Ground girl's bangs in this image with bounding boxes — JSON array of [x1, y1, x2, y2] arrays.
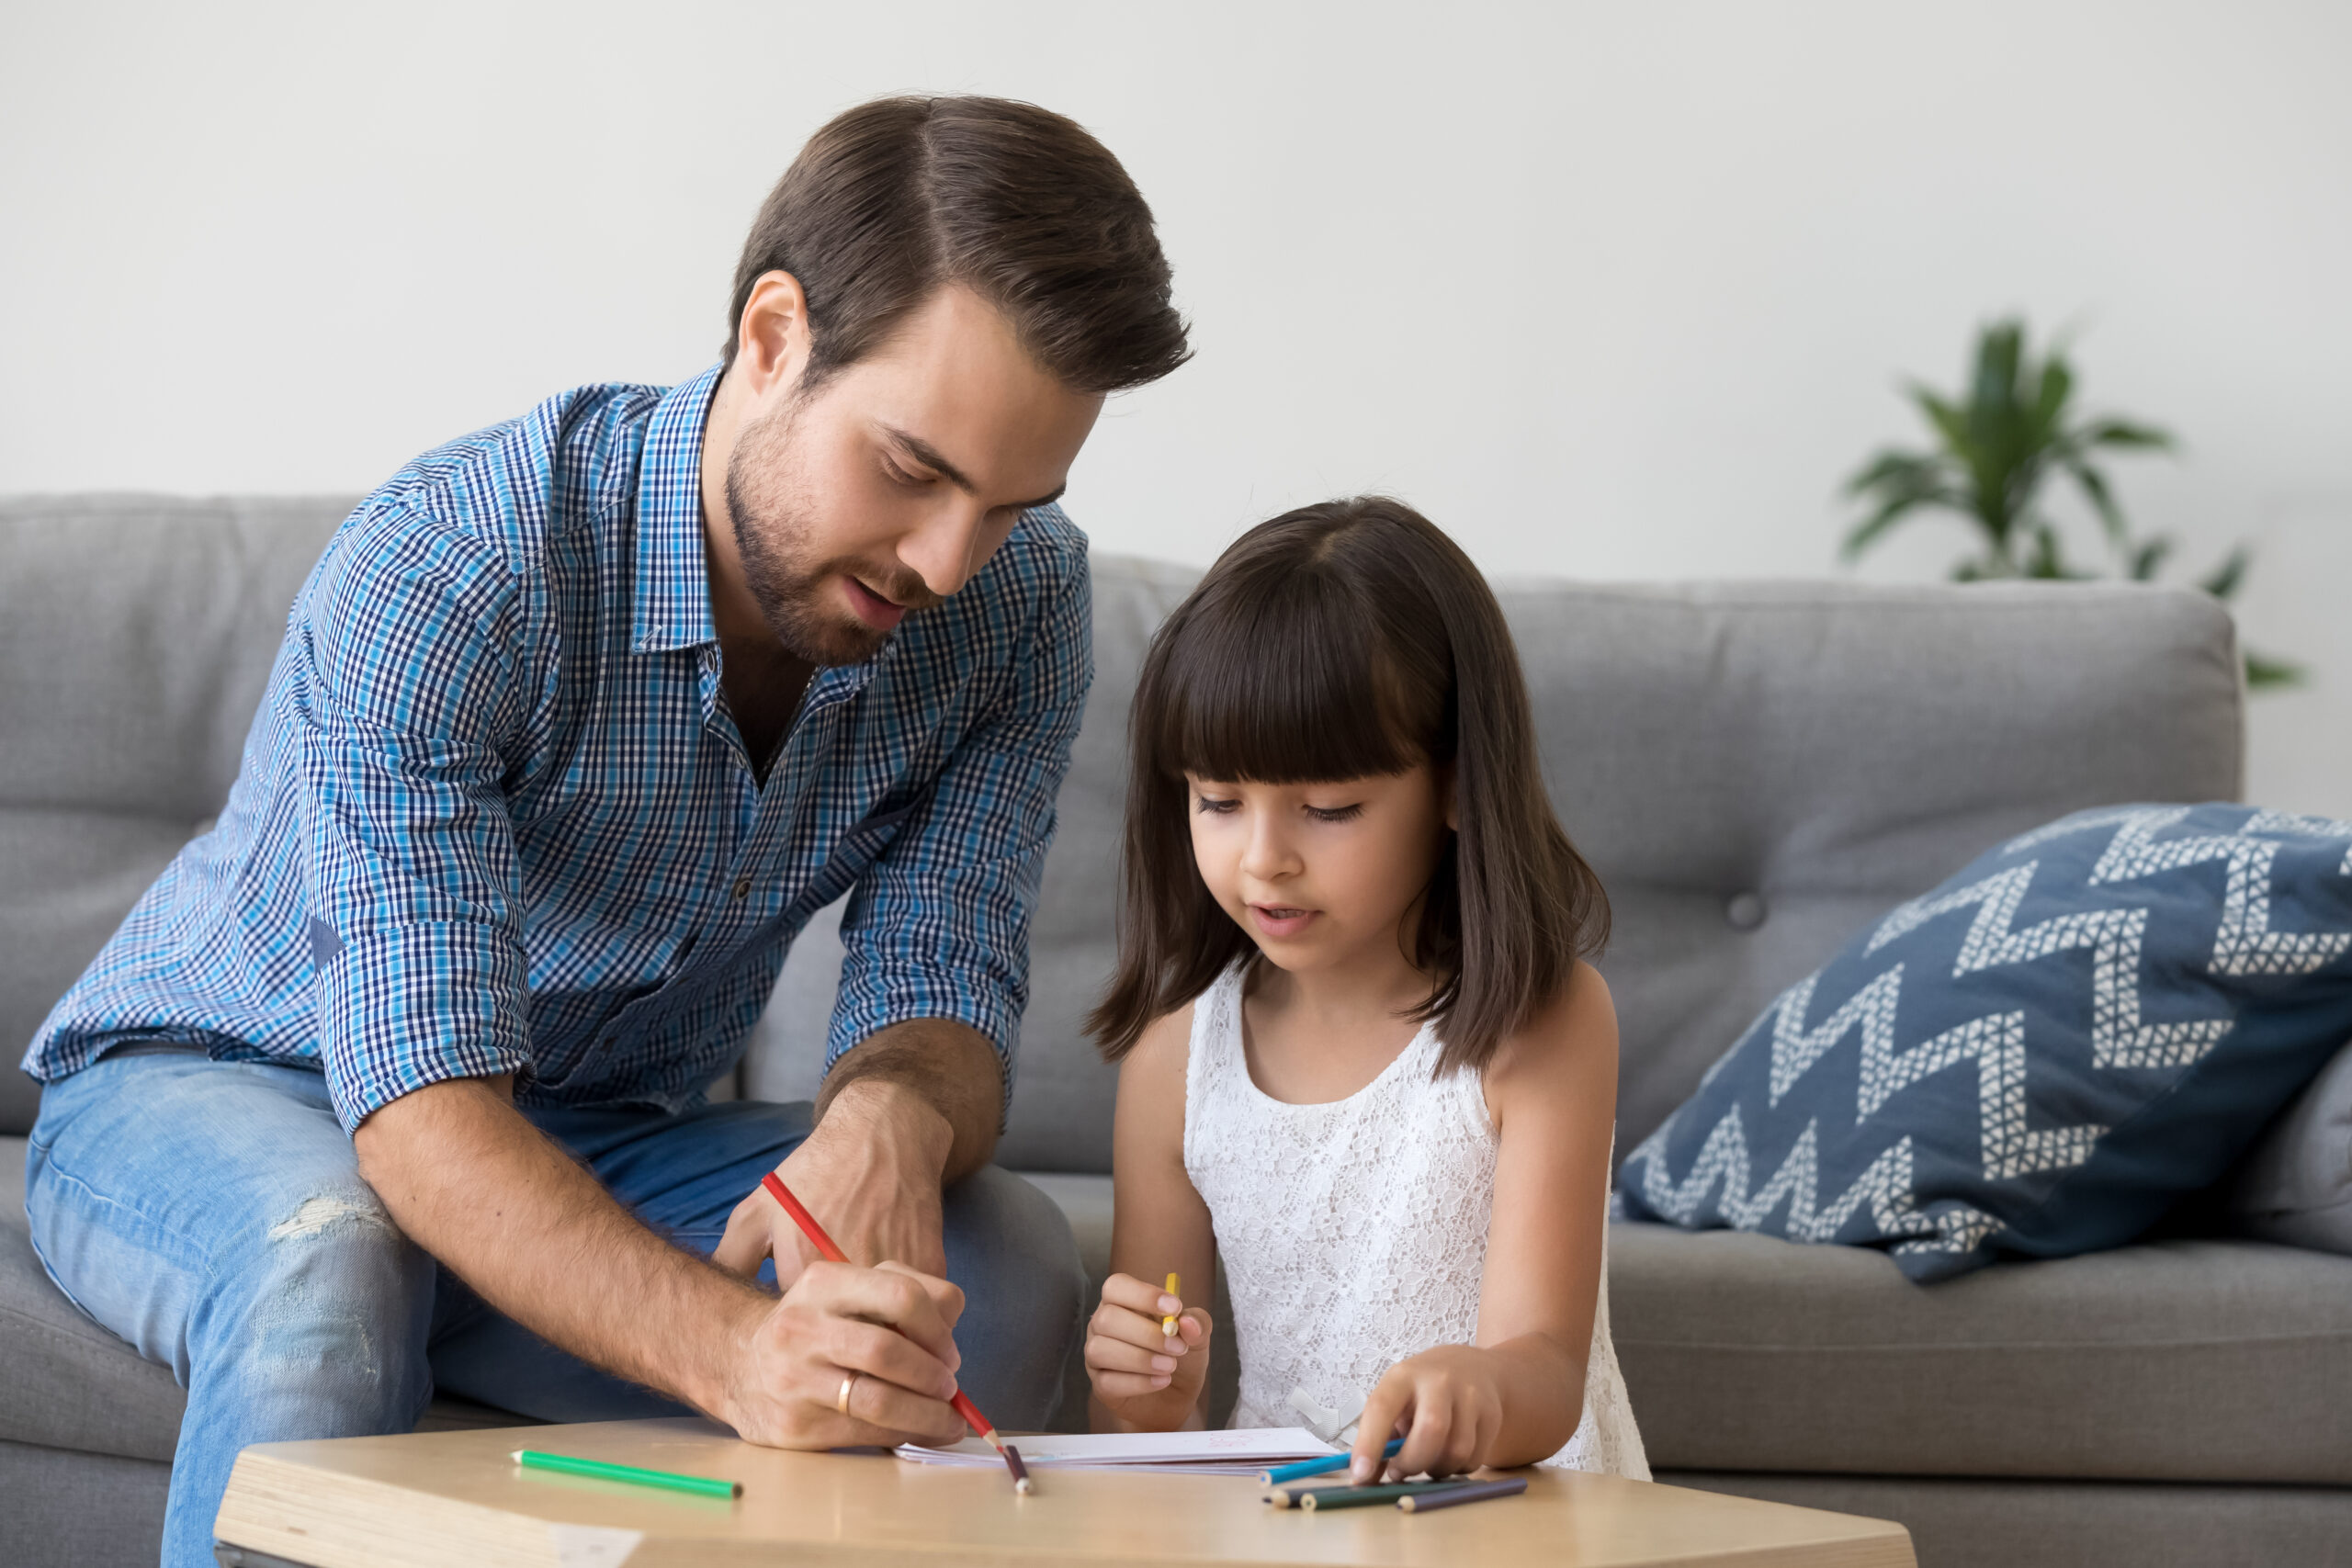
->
[[1148, 570, 1427, 784]]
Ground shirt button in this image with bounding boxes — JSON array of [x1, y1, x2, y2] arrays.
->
[[730, 876, 752, 902]]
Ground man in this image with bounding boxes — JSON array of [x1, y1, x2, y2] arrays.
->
[[22, 96, 1187, 1566]]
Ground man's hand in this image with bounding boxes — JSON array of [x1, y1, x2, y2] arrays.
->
[[714, 1078, 953, 1280], [712, 1019, 1002, 1286], [353, 1075, 967, 1450], [720, 1258, 970, 1449]]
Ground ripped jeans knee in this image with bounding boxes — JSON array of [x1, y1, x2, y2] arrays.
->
[[227, 1181, 435, 1425]]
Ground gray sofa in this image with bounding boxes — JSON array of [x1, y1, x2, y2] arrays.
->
[[5, 495, 2348, 1568]]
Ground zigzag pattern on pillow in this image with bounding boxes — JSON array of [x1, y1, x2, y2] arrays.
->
[[1616, 805, 2352, 1276]]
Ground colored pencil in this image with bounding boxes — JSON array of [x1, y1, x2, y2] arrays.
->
[[1161, 1272, 1181, 1337], [1002, 1443, 1033, 1495], [1396, 1476, 1529, 1512], [1261, 1437, 1403, 1486], [512, 1449, 740, 1499], [758, 1172, 1007, 1459], [1296, 1479, 1464, 1511]]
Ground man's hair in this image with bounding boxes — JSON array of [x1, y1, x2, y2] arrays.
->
[[1086, 497, 1611, 1077], [725, 96, 1189, 394]]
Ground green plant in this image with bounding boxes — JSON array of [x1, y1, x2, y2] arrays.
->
[[1840, 318, 2301, 687]]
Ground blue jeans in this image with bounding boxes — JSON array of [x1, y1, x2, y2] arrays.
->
[[24, 1050, 1084, 1568]]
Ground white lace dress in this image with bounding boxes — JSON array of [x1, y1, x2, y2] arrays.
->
[[1181, 963, 1648, 1478]]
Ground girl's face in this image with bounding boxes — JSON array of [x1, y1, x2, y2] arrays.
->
[[1184, 764, 1454, 978]]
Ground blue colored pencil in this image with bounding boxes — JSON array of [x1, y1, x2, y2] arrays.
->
[[1261, 1437, 1403, 1485]]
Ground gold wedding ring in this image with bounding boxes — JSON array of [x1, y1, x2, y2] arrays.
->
[[835, 1372, 859, 1416]]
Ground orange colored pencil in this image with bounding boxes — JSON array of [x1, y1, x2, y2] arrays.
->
[[758, 1171, 1004, 1450]]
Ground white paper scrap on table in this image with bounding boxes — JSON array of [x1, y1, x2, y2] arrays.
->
[[895, 1427, 1336, 1477], [547, 1522, 643, 1566]]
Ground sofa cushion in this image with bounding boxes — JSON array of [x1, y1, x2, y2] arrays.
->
[[3, 1134, 535, 1461], [0, 495, 356, 1135], [752, 573, 2241, 1179], [2230, 1033, 2352, 1256], [748, 572, 2242, 1177], [0, 1135, 187, 1461], [1618, 804, 2352, 1280], [1501, 581, 2243, 1156], [986, 1179, 2352, 1486], [1611, 1220, 2352, 1483]]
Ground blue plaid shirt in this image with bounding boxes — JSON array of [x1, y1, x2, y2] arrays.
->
[[26, 367, 1092, 1133]]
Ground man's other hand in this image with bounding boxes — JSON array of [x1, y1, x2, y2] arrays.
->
[[712, 1019, 1002, 1285], [713, 1077, 953, 1281]]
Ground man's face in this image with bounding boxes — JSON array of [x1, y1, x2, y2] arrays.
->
[[724, 285, 1103, 665]]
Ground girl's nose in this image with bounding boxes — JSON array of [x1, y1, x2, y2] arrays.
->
[[1238, 818, 1299, 882]]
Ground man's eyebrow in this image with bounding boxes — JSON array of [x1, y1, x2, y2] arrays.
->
[[885, 425, 1066, 513]]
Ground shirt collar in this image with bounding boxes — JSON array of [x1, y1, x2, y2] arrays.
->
[[631, 364, 724, 653]]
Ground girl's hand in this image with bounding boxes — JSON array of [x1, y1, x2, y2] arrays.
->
[[1085, 1272, 1214, 1429], [1349, 1346, 1510, 1483]]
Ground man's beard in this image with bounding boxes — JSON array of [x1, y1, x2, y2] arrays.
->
[[723, 397, 938, 667]]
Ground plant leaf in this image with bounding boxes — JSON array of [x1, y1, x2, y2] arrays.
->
[[2245, 650, 2305, 689], [1841, 487, 1962, 560], [1974, 321, 2025, 414], [1909, 386, 1973, 458], [2079, 417, 2175, 452], [2067, 460, 2129, 548], [2031, 350, 2075, 443], [2023, 520, 2086, 580], [2200, 545, 2252, 601], [1842, 447, 1944, 498], [2128, 536, 2173, 581]]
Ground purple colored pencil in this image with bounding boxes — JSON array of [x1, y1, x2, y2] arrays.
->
[[1001, 1442, 1032, 1495], [1396, 1476, 1528, 1512]]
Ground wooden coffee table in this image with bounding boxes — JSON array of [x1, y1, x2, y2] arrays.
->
[[213, 1416, 1915, 1567]]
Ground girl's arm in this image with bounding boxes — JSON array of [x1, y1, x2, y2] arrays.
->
[[1347, 962, 1621, 1480], [1088, 1001, 1220, 1432]]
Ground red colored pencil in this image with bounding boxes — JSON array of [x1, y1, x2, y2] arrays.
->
[[759, 1171, 1005, 1451]]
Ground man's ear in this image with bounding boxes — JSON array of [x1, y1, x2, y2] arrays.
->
[[734, 271, 815, 400]]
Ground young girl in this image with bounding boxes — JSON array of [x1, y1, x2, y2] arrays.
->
[[1081, 496, 1646, 1483]]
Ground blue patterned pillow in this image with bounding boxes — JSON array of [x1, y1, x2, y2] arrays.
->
[[1615, 804, 2352, 1281]]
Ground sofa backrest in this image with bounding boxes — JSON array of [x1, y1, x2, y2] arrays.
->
[[5, 504, 2245, 1168], [758, 563, 2247, 1172], [0, 495, 354, 1134]]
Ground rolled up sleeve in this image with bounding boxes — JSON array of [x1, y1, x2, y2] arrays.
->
[[828, 547, 1093, 1112], [290, 503, 536, 1132]]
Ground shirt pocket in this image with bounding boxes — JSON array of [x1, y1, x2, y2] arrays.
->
[[797, 797, 922, 912]]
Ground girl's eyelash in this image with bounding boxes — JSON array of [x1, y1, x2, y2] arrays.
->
[[1194, 795, 1238, 814], [1306, 804, 1363, 822]]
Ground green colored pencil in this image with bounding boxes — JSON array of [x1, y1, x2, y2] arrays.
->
[[511, 1449, 741, 1499], [1296, 1480, 1465, 1511]]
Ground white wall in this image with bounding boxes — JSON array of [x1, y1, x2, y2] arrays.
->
[[6, 2, 2347, 812]]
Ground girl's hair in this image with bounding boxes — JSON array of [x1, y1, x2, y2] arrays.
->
[[1086, 496, 1610, 1076]]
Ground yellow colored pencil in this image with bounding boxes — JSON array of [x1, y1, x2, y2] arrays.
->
[[1162, 1273, 1181, 1337]]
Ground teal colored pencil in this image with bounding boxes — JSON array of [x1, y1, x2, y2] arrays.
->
[[512, 1449, 741, 1499], [1261, 1438, 1403, 1485]]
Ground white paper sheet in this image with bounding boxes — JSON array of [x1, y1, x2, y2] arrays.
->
[[894, 1427, 1336, 1478]]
